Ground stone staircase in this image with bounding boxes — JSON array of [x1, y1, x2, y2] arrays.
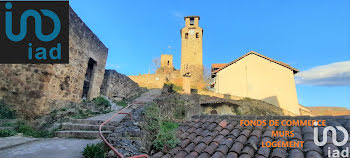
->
[[55, 118, 117, 139]]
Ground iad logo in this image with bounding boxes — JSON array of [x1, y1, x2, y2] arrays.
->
[[5, 2, 60, 42], [314, 125, 348, 146], [314, 122, 349, 157], [0, 1, 68, 64]]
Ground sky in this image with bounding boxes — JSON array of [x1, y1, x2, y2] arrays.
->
[[69, 0, 350, 108]]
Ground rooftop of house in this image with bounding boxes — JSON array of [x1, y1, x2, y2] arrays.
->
[[152, 115, 350, 158], [212, 51, 299, 75]]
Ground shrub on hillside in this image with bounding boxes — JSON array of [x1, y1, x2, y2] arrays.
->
[[93, 97, 111, 108], [0, 129, 16, 137], [0, 100, 16, 119], [82, 143, 107, 158]]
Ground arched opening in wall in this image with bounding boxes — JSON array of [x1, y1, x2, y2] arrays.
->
[[185, 33, 188, 39], [211, 110, 218, 115], [196, 33, 199, 38], [167, 60, 169, 66], [82, 58, 97, 99]]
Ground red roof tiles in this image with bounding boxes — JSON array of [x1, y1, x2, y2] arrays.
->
[[152, 115, 350, 158]]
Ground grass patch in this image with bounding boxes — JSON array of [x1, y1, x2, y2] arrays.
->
[[153, 121, 179, 150], [174, 105, 186, 119], [16, 122, 54, 138], [71, 109, 97, 119], [82, 142, 107, 158], [0, 100, 16, 119], [144, 103, 179, 151], [0, 129, 16, 137], [114, 100, 128, 108], [93, 97, 111, 108]]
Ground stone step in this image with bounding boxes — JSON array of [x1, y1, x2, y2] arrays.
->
[[0, 119, 17, 126], [69, 119, 118, 126], [0, 127, 15, 130], [61, 123, 115, 131], [55, 130, 112, 139]]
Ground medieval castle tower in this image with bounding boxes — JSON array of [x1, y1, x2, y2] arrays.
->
[[129, 16, 204, 89], [180, 16, 204, 87]]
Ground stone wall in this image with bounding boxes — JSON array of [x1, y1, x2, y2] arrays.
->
[[100, 70, 143, 101], [0, 7, 108, 119]]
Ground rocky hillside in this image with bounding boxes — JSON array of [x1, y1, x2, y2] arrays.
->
[[308, 106, 350, 116]]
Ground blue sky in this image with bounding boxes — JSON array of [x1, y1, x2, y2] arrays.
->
[[69, 0, 350, 108]]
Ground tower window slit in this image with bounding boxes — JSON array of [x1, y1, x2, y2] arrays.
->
[[190, 18, 194, 25], [185, 33, 188, 39]]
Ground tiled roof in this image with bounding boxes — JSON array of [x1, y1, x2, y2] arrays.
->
[[211, 64, 227, 69], [152, 115, 350, 158], [212, 51, 299, 75]]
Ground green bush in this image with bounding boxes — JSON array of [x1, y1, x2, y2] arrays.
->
[[114, 100, 128, 108], [144, 103, 160, 132], [71, 110, 96, 119], [153, 121, 179, 150], [82, 143, 107, 158], [0, 129, 16, 137], [16, 122, 53, 138], [174, 106, 186, 119], [144, 103, 179, 151], [93, 97, 111, 108], [0, 100, 16, 119]]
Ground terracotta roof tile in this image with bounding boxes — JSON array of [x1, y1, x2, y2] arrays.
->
[[305, 150, 323, 158], [201, 129, 211, 137], [185, 151, 199, 158], [230, 142, 244, 154], [207, 123, 218, 131], [201, 136, 214, 145], [193, 135, 204, 144], [270, 147, 287, 158], [168, 146, 181, 156], [241, 146, 255, 157], [184, 143, 196, 153], [222, 137, 234, 148], [288, 148, 304, 158], [256, 146, 271, 157], [174, 150, 188, 158], [211, 151, 224, 158], [180, 139, 191, 148], [231, 129, 242, 138], [204, 142, 219, 155], [216, 144, 229, 154], [226, 152, 238, 158], [239, 129, 251, 137], [194, 142, 207, 153], [198, 152, 210, 158], [219, 120, 228, 128]]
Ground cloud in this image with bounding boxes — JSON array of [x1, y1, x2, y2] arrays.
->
[[295, 61, 350, 86]]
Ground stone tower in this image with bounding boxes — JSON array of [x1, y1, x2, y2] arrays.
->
[[180, 16, 203, 88], [156, 54, 174, 74], [160, 54, 173, 68]]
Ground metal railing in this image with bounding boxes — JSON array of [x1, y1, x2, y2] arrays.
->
[[98, 103, 149, 158]]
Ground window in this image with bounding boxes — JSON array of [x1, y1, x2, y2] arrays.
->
[[167, 60, 169, 66], [190, 18, 194, 25], [196, 33, 199, 38], [185, 33, 188, 39]]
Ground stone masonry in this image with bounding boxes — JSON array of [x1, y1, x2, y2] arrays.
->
[[100, 69, 143, 101], [0, 7, 108, 119]]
